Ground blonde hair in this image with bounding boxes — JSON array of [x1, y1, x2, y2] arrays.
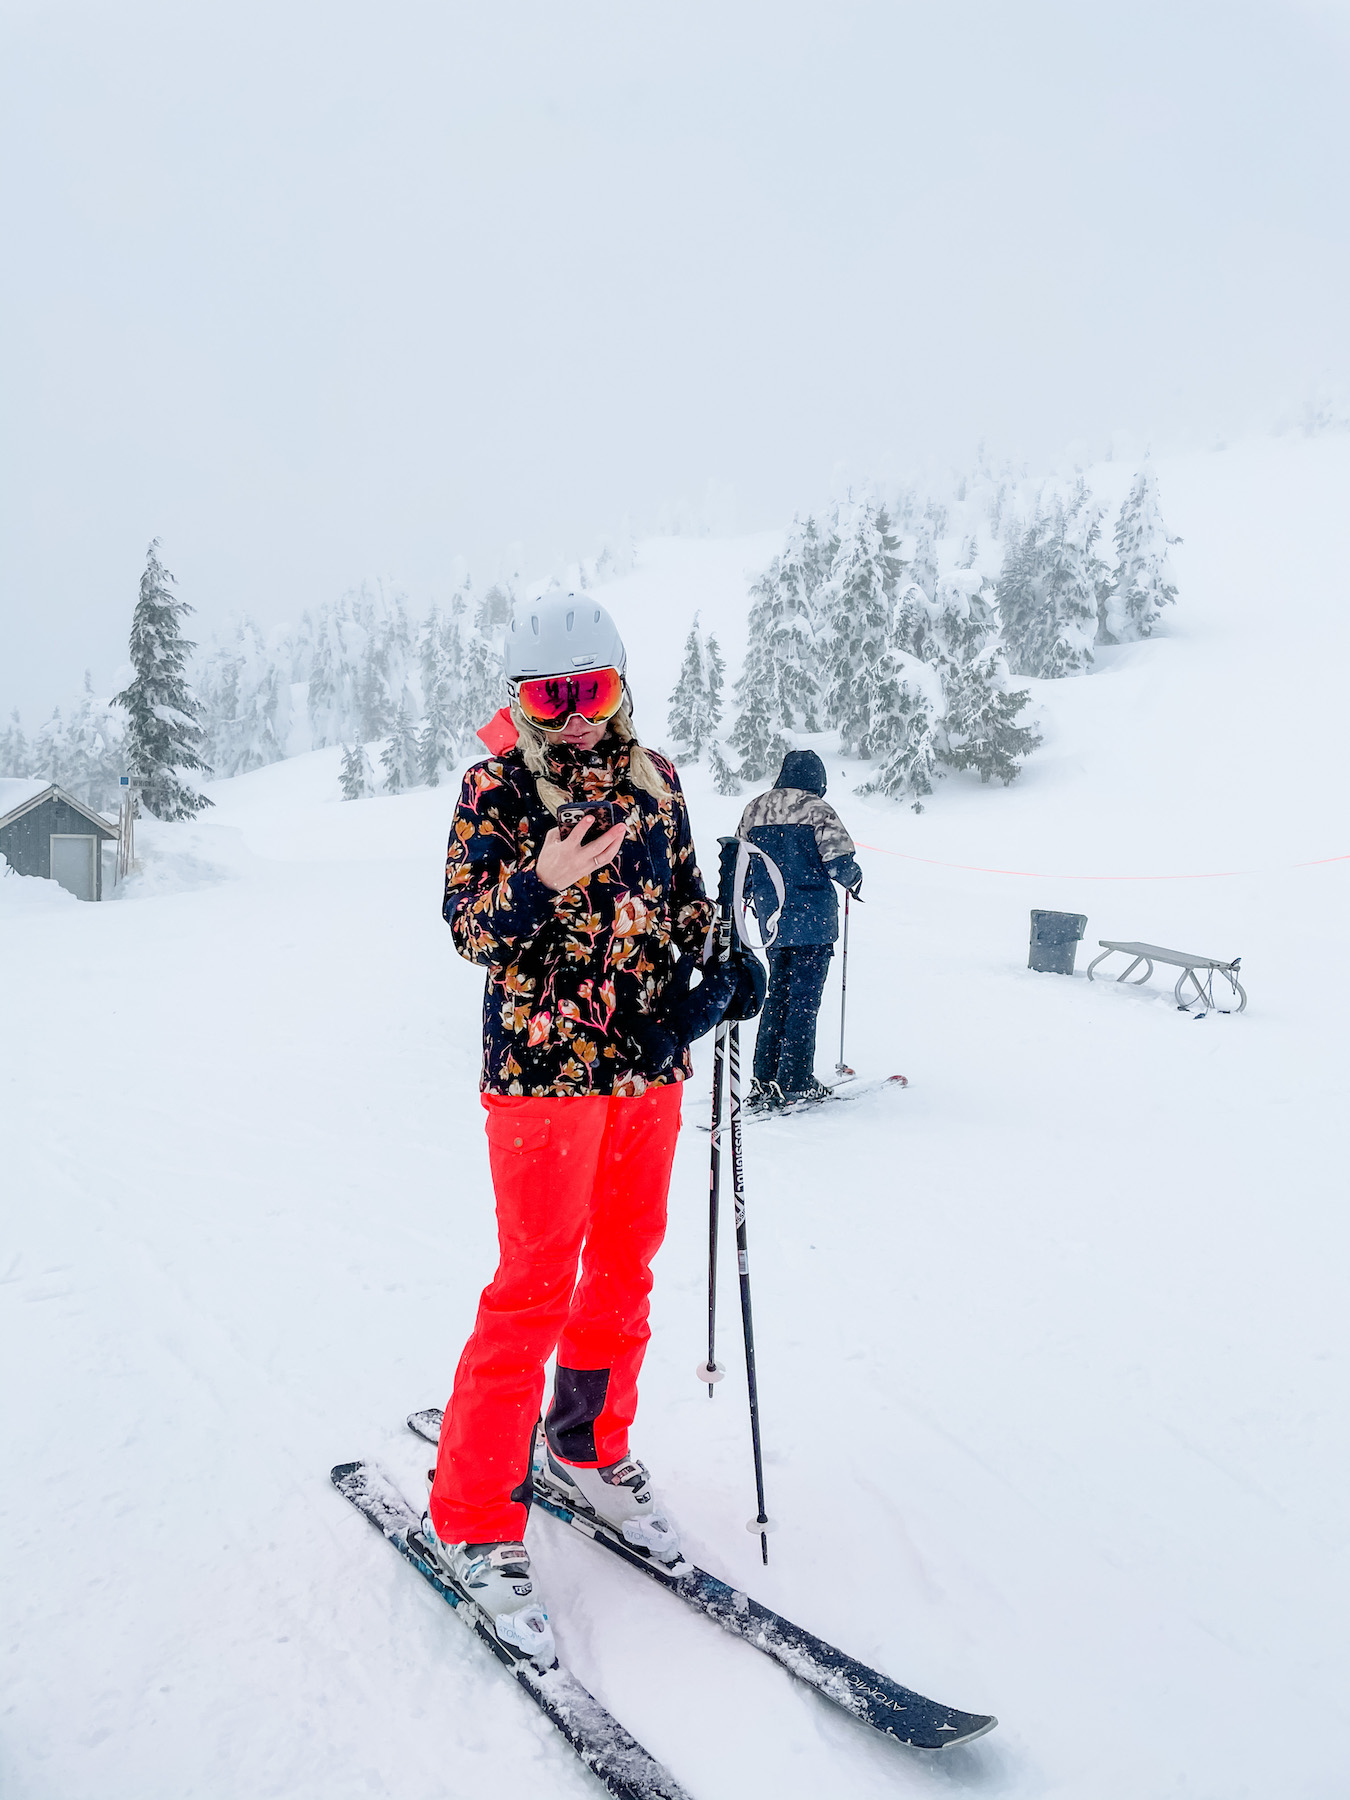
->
[[510, 700, 669, 815]]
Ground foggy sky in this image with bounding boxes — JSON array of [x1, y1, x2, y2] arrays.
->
[[2, 0, 1348, 714]]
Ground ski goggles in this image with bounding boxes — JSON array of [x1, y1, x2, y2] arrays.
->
[[513, 666, 625, 729]]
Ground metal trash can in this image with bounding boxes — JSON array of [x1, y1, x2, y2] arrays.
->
[[1028, 909, 1087, 975]]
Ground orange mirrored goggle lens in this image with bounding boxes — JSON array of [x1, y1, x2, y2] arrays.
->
[[515, 666, 624, 728]]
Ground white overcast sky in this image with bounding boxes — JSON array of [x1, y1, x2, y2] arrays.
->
[[2, 0, 1348, 711]]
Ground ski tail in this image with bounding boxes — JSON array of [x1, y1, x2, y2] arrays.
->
[[332, 1461, 692, 1800]]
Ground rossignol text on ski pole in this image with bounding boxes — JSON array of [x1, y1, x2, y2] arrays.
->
[[699, 836, 782, 1562]]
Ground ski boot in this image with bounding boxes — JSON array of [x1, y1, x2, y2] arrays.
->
[[419, 1517, 556, 1666], [542, 1446, 682, 1564], [781, 1076, 834, 1109], [744, 1078, 783, 1114]]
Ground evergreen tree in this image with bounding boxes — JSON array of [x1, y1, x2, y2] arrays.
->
[[730, 515, 828, 743], [997, 482, 1103, 679], [0, 709, 28, 778], [708, 739, 742, 795], [380, 701, 419, 793], [1101, 462, 1180, 643], [358, 630, 397, 742], [417, 603, 463, 784], [909, 510, 939, 602], [820, 499, 903, 756], [459, 624, 505, 746], [856, 654, 941, 812], [894, 569, 997, 666], [339, 742, 374, 800], [113, 542, 213, 819], [200, 618, 291, 777], [62, 674, 125, 811], [705, 634, 725, 735], [666, 619, 720, 759], [727, 681, 790, 782], [937, 656, 1040, 786], [31, 708, 68, 787]]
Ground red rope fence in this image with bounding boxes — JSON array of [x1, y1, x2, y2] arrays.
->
[[852, 842, 1350, 882]]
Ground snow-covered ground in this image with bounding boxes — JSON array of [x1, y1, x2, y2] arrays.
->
[[3, 435, 1348, 1800]]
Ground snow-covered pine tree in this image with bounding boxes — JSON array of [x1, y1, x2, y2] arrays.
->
[[894, 569, 998, 666], [936, 655, 1040, 786], [475, 581, 515, 634], [1100, 462, 1180, 643], [31, 709, 68, 788], [819, 498, 904, 756], [855, 651, 941, 812], [459, 623, 505, 747], [113, 542, 213, 819], [730, 515, 828, 744], [997, 481, 1103, 679], [727, 681, 790, 782], [339, 742, 374, 800], [200, 618, 292, 777], [358, 623, 397, 743], [417, 603, 463, 784], [708, 739, 742, 795], [667, 618, 717, 761], [62, 675, 125, 811], [380, 701, 419, 793], [705, 634, 725, 736], [908, 508, 940, 602], [0, 709, 28, 777], [307, 594, 365, 749]]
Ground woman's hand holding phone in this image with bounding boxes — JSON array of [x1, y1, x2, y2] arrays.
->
[[536, 813, 628, 891]]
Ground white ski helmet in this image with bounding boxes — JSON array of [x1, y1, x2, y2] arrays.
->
[[505, 592, 627, 681]]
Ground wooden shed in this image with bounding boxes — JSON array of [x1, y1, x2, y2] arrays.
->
[[0, 781, 120, 901]]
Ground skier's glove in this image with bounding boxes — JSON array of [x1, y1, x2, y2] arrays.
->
[[721, 945, 766, 1022], [827, 852, 863, 899], [628, 957, 738, 1076]]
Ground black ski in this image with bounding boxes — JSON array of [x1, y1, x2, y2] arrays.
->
[[331, 1460, 691, 1800], [407, 1411, 995, 1752], [698, 1073, 910, 1131]]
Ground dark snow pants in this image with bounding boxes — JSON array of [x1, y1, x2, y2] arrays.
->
[[429, 1083, 683, 1546], [753, 944, 833, 1095]]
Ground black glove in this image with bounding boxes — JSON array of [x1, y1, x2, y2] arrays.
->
[[722, 945, 766, 1021], [827, 853, 862, 900], [628, 957, 738, 1076]]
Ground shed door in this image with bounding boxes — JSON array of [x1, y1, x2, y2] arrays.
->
[[50, 834, 97, 901]]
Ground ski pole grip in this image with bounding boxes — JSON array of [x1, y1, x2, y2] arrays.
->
[[716, 836, 741, 915]]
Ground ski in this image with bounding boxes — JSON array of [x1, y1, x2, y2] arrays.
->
[[407, 1411, 995, 1752], [331, 1460, 692, 1800], [698, 1073, 909, 1132]]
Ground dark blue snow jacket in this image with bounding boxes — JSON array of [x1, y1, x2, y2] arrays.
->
[[736, 750, 862, 948]]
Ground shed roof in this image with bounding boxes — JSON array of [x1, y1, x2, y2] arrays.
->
[[0, 782, 120, 837]]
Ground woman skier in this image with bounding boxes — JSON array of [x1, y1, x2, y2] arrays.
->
[[423, 593, 745, 1666]]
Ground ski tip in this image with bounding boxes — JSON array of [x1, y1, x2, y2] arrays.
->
[[940, 1712, 997, 1748], [330, 1460, 364, 1484]]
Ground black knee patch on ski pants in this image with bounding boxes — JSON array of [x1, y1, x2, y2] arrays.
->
[[546, 1366, 611, 1465]]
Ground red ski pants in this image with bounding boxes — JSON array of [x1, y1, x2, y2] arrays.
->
[[428, 1083, 683, 1545]]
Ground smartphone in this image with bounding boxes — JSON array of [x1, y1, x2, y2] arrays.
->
[[556, 800, 620, 839]]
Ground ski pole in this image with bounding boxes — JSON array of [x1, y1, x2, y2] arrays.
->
[[698, 1017, 728, 1397], [836, 888, 854, 1077], [697, 901, 735, 1398], [728, 1017, 774, 1564]]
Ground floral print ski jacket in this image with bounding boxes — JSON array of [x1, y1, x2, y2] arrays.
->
[[444, 738, 715, 1097]]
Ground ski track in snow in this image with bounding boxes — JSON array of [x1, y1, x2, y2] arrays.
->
[[3, 438, 1349, 1799]]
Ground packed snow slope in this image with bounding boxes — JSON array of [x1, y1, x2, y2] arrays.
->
[[3, 434, 1348, 1800]]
